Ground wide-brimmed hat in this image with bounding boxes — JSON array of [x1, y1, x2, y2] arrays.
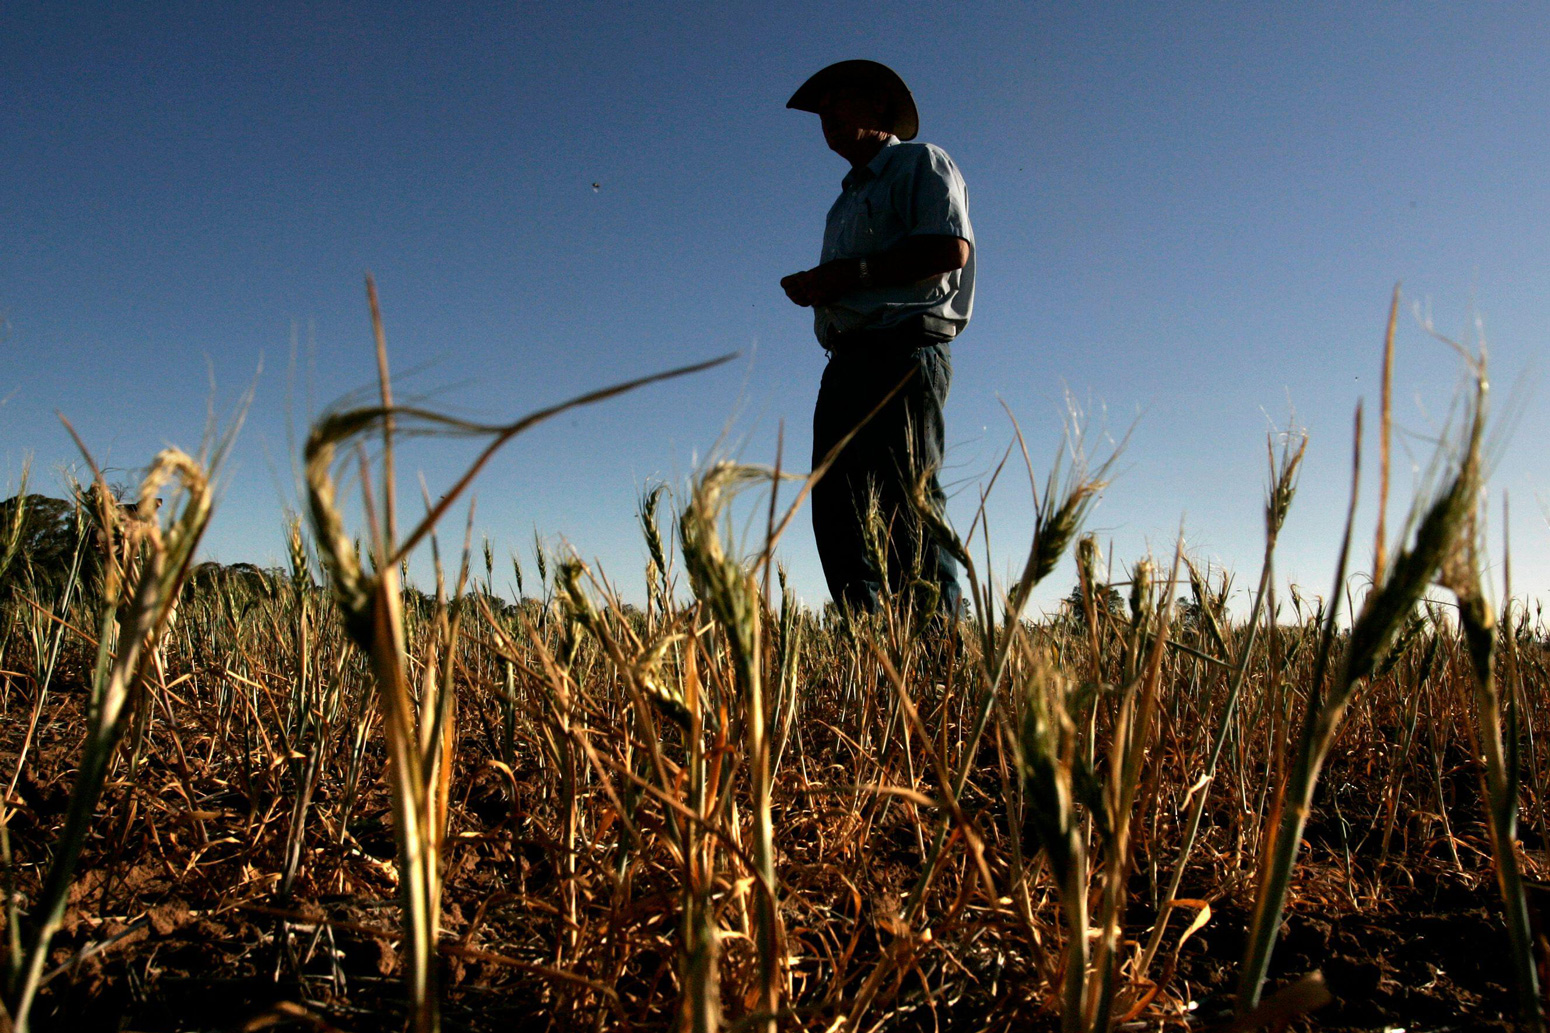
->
[[786, 60, 919, 141]]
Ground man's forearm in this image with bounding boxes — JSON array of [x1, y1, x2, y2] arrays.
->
[[859, 234, 970, 288], [783, 234, 970, 308]]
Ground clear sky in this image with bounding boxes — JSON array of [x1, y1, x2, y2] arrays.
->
[[4, 3, 1548, 614]]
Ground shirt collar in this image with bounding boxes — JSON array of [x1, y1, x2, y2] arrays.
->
[[842, 135, 902, 190]]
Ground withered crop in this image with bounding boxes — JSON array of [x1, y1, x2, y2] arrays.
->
[[0, 289, 1541, 1033]]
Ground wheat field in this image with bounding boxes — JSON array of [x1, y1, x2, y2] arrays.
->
[[0, 289, 1539, 1032]]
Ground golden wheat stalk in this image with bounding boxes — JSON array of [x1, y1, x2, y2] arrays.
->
[[1238, 361, 1485, 1013], [8, 448, 213, 1031], [303, 286, 730, 1031], [1138, 430, 1306, 980], [1440, 506, 1544, 1030], [679, 461, 782, 1032]]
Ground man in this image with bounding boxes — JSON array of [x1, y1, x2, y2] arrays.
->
[[781, 60, 972, 617]]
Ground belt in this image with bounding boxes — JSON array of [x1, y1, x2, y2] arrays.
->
[[824, 313, 958, 353]]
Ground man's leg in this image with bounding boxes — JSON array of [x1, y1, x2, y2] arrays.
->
[[875, 343, 961, 616], [812, 354, 883, 612], [911, 344, 963, 615], [813, 341, 961, 617]]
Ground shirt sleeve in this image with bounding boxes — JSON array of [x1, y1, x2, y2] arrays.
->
[[902, 145, 973, 243]]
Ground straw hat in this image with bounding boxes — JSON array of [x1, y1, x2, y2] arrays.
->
[[786, 60, 919, 142]]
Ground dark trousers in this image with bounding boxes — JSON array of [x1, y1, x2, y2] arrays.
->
[[811, 335, 962, 616]]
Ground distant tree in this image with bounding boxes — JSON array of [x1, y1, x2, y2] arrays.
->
[[186, 561, 281, 600], [0, 493, 88, 595], [616, 601, 647, 634], [1061, 580, 1125, 629]]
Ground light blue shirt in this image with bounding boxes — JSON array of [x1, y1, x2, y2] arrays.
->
[[814, 136, 975, 345]]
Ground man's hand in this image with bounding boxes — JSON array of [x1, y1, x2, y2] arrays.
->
[[802, 260, 860, 306], [781, 260, 859, 308], [780, 270, 816, 307]]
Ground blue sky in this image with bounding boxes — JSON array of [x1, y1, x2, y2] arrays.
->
[[4, 2, 1548, 614]]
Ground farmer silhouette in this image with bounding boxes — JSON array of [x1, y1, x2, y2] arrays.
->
[[781, 60, 972, 616]]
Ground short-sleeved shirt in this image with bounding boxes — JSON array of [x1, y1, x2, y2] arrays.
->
[[814, 136, 975, 346]]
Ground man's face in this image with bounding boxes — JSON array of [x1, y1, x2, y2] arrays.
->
[[817, 89, 889, 159]]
